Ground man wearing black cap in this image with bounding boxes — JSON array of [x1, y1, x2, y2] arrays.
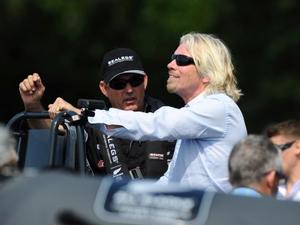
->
[[19, 48, 174, 179], [99, 48, 150, 112]]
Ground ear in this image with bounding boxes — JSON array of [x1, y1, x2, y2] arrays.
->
[[265, 170, 277, 189], [201, 76, 210, 84], [143, 75, 148, 90], [266, 170, 276, 184], [99, 81, 108, 97], [294, 140, 300, 155]]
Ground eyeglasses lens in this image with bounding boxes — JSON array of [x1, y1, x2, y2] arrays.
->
[[109, 76, 144, 90], [276, 141, 295, 151], [171, 54, 195, 66]]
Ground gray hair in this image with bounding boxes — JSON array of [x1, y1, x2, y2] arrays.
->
[[228, 135, 281, 186], [180, 32, 242, 102], [0, 125, 18, 172]]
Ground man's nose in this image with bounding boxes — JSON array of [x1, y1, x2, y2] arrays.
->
[[124, 83, 133, 92], [167, 59, 177, 70]]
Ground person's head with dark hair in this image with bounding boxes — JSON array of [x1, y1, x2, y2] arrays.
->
[[229, 135, 282, 197], [264, 119, 300, 200], [264, 119, 300, 141], [98, 48, 148, 111]]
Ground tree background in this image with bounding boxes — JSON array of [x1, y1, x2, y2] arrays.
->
[[1, 0, 299, 133]]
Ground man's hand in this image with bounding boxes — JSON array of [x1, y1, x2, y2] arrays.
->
[[19, 73, 45, 111], [48, 97, 82, 119]]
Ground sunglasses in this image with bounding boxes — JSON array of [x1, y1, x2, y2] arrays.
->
[[109, 76, 144, 90], [275, 140, 295, 151], [171, 54, 195, 66]]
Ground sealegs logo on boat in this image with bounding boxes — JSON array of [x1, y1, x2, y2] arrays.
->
[[108, 56, 134, 66]]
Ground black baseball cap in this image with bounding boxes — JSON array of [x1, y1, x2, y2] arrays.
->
[[100, 48, 145, 84]]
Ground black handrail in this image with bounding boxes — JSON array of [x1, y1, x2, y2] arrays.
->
[[48, 112, 66, 167], [6, 99, 104, 173], [6, 111, 50, 169], [6, 111, 50, 130], [76, 125, 86, 175]]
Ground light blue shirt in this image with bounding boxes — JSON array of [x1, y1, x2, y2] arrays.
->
[[277, 180, 300, 201], [231, 187, 262, 198], [88, 93, 247, 192]]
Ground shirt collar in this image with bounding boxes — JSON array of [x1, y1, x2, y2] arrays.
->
[[288, 180, 300, 198], [231, 187, 262, 197], [185, 92, 207, 107]]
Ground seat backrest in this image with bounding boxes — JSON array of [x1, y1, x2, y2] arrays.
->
[[21, 129, 66, 169]]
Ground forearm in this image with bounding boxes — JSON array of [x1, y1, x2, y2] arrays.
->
[[24, 102, 51, 129], [27, 118, 52, 129]]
